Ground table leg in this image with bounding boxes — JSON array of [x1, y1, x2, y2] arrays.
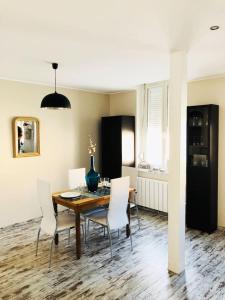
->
[[75, 211, 81, 259], [54, 233, 59, 245], [126, 203, 130, 238], [53, 201, 59, 245]]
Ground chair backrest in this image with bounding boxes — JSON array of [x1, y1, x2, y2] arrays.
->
[[68, 168, 86, 189], [122, 166, 137, 189], [107, 176, 130, 230], [37, 179, 56, 236]]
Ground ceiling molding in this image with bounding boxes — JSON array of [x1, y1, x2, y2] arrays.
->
[[0, 76, 110, 95], [188, 74, 225, 83]]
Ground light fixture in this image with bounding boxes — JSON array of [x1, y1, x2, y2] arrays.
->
[[210, 25, 220, 31], [40, 63, 71, 109]]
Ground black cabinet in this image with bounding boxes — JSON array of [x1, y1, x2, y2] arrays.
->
[[186, 105, 219, 233], [101, 116, 135, 179]]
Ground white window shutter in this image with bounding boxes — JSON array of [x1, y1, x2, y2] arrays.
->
[[146, 82, 168, 169], [137, 81, 168, 170]]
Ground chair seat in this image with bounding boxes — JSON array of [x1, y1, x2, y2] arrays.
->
[[56, 214, 76, 231], [130, 202, 136, 209], [82, 207, 106, 217], [88, 210, 108, 226]]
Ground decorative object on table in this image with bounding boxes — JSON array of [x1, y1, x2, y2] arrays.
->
[[40, 63, 71, 110], [12, 116, 40, 158], [86, 135, 100, 192]]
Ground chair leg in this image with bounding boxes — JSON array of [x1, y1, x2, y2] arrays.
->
[[107, 226, 113, 258], [48, 237, 55, 269], [129, 225, 133, 251], [35, 228, 41, 256], [87, 219, 90, 236], [81, 224, 85, 241], [84, 218, 87, 243], [135, 204, 141, 230]]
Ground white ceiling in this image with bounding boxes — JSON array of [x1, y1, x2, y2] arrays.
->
[[0, 0, 225, 92]]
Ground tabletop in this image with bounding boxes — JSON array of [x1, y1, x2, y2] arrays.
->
[[52, 187, 115, 213]]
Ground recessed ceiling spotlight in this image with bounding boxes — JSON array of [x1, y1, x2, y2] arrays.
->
[[210, 25, 220, 31]]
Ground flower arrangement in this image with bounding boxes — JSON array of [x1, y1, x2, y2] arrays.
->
[[88, 134, 96, 155]]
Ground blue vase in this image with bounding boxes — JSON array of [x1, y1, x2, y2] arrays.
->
[[86, 155, 100, 192]]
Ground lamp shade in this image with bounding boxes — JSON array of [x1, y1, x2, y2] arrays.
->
[[40, 92, 71, 109]]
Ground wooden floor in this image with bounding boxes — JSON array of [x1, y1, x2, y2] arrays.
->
[[1, 210, 225, 300]]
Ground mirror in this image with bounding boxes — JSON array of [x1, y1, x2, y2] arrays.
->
[[12, 117, 40, 158]]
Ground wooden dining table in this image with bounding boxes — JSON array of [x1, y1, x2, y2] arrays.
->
[[52, 187, 134, 259]]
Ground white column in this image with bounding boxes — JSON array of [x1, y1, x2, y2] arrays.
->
[[168, 51, 187, 274]]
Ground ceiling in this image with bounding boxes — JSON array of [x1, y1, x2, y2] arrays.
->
[[0, 0, 225, 92]]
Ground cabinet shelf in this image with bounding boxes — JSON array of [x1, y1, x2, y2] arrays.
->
[[189, 165, 209, 168], [188, 145, 208, 148], [188, 125, 208, 128]]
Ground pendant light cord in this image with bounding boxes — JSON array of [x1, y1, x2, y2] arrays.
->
[[54, 68, 56, 93]]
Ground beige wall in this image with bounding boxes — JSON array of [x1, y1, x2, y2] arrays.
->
[[188, 77, 225, 227], [0, 79, 109, 227], [109, 78, 225, 227], [109, 91, 136, 116], [3, 77, 225, 227]]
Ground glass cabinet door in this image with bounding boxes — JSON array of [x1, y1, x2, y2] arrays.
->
[[187, 107, 209, 168]]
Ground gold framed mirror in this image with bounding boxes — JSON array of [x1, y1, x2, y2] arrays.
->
[[12, 117, 40, 158]]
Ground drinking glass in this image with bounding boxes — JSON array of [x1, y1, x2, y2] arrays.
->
[[77, 183, 85, 194], [99, 177, 104, 187], [103, 177, 110, 187]]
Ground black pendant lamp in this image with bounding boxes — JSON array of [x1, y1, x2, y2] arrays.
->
[[40, 63, 71, 109]]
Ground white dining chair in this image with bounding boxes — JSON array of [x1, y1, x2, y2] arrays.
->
[[36, 179, 84, 268], [67, 168, 86, 214], [68, 168, 86, 189], [68, 168, 105, 240], [122, 166, 140, 229], [87, 176, 133, 258]]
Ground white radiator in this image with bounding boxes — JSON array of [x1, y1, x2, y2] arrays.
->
[[137, 177, 168, 213]]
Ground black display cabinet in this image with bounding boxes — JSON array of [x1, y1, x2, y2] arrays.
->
[[101, 116, 135, 179], [186, 104, 219, 233]]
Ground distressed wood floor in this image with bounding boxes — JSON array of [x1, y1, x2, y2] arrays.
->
[[1, 210, 225, 300]]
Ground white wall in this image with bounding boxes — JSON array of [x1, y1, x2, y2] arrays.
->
[[0, 79, 109, 227]]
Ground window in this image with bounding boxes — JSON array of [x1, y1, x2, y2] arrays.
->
[[146, 82, 168, 169]]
